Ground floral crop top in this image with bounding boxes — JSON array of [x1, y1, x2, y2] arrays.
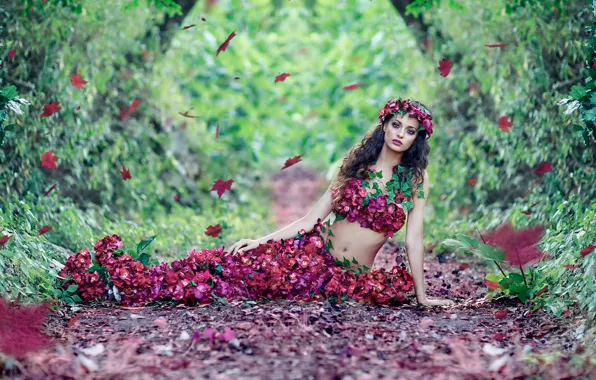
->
[[330, 165, 422, 238]]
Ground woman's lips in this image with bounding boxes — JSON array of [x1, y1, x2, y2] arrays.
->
[[393, 139, 402, 146]]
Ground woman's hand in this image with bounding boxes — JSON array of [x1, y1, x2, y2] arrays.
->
[[227, 238, 260, 256], [417, 296, 455, 307]]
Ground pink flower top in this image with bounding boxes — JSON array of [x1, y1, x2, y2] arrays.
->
[[331, 177, 409, 239]]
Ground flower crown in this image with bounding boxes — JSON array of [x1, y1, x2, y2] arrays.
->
[[378, 98, 434, 140]]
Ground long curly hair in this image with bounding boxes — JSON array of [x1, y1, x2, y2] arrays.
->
[[329, 101, 432, 208]]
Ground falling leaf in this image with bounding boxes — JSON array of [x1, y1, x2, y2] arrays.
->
[[494, 310, 507, 320], [563, 264, 576, 269], [76, 106, 81, 111], [343, 83, 360, 91], [233, 76, 240, 80], [38, 226, 51, 235], [580, 245, 595, 258], [458, 263, 469, 271], [182, 24, 196, 30], [178, 107, 200, 118], [467, 178, 477, 186], [120, 166, 131, 181], [281, 155, 303, 170], [438, 58, 452, 77], [521, 211, 532, 215], [0, 235, 12, 247], [485, 43, 508, 48], [153, 317, 168, 328], [7, 49, 16, 60], [40, 102, 61, 118], [41, 150, 59, 170], [498, 116, 512, 132], [534, 161, 553, 175], [274, 73, 291, 83], [216, 30, 237, 56], [70, 74, 88, 89], [211, 179, 234, 198], [205, 224, 222, 238], [0, 297, 52, 358], [481, 221, 546, 267], [129, 99, 140, 113], [173, 195, 180, 201], [43, 184, 56, 197], [201, 17, 206, 21], [119, 106, 130, 121]]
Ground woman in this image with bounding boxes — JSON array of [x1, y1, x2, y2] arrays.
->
[[59, 98, 454, 308], [228, 97, 453, 307]]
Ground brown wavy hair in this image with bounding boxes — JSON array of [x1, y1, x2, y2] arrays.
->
[[329, 101, 432, 208]]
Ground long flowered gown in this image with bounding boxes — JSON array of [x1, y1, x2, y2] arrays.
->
[[58, 174, 416, 307]]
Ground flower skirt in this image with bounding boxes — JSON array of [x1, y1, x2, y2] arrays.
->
[[58, 218, 414, 307]]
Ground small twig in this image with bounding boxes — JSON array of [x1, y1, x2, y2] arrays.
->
[[515, 247, 528, 286]]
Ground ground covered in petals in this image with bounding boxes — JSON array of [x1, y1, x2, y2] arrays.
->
[[7, 169, 595, 379]]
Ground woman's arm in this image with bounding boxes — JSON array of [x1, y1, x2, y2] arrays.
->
[[405, 170, 453, 307]]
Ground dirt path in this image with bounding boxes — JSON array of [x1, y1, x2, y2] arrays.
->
[[6, 168, 595, 379]]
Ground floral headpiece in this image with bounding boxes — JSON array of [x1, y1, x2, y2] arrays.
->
[[378, 98, 434, 140]]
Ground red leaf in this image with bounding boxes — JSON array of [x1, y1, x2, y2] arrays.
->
[[274, 73, 291, 83], [494, 310, 507, 320], [75, 106, 81, 111], [41, 150, 59, 170], [530, 201, 541, 208], [216, 30, 237, 56], [211, 179, 234, 198], [562, 310, 571, 316], [481, 221, 546, 267], [7, 48, 16, 60], [120, 166, 132, 181], [343, 83, 360, 91], [536, 285, 548, 297], [67, 312, 83, 328], [182, 24, 196, 30], [0, 235, 12, 247], [129, 99, 140, 113], [563, 264, 576, 269], [38, 226, 51, 235], [173, 195, 180, 201], [580, 245, 595, 258], [281, 155, 303, 170], [119, 106, 130, 120], [493, 332, 506, 341], [534, 161, 553, 175], [70, 74, 88, 89], [458, 263, 469, 271], [485, 280, 501, 290], [205, 224, 222, 238], [498, 116, 512, 132], [0, 297, 52, 358], [467, 178, 477, 186], [43, 184, 56, 197], [233, 76, 240, 80], [485, 43, 508, 48], [521, 211, 532, 215], [218, 327, 236, 342], [438, 58, 452, 77], [40, 102, 61, 118]]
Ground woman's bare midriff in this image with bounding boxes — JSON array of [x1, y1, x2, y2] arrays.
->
[[318, 214, 391, 269]]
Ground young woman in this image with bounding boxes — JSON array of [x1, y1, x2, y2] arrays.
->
[[60, 98, 454, 308], [228, 98, 454, 307]]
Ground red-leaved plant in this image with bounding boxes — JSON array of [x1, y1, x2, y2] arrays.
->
[[0, 297, 52, 358]]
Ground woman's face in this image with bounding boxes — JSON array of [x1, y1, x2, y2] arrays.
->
[[383, 113, 420, 151]]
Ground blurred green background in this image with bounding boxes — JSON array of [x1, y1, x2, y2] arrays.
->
[[1, 0, 594, 323]]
